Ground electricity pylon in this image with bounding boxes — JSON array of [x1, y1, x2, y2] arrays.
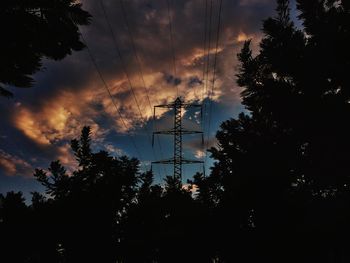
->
[[152, 97, 204, 180]]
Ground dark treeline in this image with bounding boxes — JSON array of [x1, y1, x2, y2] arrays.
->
[[1, 0, 350, 262]]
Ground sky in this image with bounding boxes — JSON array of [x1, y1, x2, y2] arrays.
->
[[0, 0, 281, 200]]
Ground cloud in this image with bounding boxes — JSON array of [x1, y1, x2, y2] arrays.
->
[[236, 31, 253, 42], [104, 144, 124, 156], [11, 0, 274, 137], [0, 150, 33, 177], [0, 0, 276, 181], [186, 136, 217, 151], [57, 143, 78, 175], [13, 87, 110, 145], [194, 149, 206, 159], [78, 0, 274, 112], [14, 105, 70, 145]]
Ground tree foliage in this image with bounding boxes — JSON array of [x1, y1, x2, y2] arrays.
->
[[203, 0, 350, 261], [0, 0, 91, 97]]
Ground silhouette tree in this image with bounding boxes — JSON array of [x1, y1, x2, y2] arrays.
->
[[198, 0, 350, 261], [0, 192, 31, 262], [31, 126, 141, 262], [237, 0, 350, 193], [0, 0, 91, 97], [119, 171, 164, 262], [120, 173, 215, 262]]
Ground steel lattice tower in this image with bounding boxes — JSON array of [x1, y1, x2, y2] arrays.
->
[[152, 97, 203, 180]]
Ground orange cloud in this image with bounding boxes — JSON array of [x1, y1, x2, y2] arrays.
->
[[14, 107, 69, 145], [237, 32, 251, 42], [0, 157, 16, 175], [57, 143, 78, 175], [0, 150, 32, 177], [12, 36, 232, 149], [13, 88, 107, 145], [194, 149, 206, 159]]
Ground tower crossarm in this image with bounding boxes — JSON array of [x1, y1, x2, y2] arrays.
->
[[154, 102, 202, 109], [183, 103, 202, 108], [154, 104, 175, 109], [181, 159, 204, 164], [152, 158, 203, 165], [153, 129, 203, 135], [152, 129, 203, 146]]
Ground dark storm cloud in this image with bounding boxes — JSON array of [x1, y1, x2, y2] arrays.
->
[[10, 0, 276, 105]]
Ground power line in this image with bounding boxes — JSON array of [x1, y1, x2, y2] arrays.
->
[[202, 0, 209, 101], [166, 0, 178, 97], [78, 30, 145, 168], [200, 0, 210, 175], [119, 0, 168, 176], [205, 0, 214, 99], [99, 0, 144, 121], [119, 0, 153, 112], [205, 0, 223, 167], [100, 0, 164, 175], [202, 0, 214, 173]]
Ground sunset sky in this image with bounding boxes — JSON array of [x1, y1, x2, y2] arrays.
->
[[0, 0, 293, 199]]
